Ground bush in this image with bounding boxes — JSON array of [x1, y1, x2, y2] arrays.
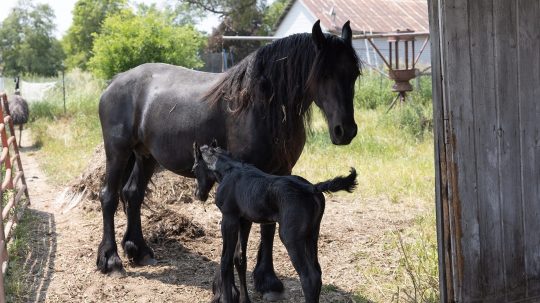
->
[[384, 101, 433, 140], [88, 9, 206, 79], [355, 72, 395, 109]]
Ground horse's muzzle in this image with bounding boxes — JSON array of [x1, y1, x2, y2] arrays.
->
[[195, 189, 209, 202], [331, 123, 357, 145]]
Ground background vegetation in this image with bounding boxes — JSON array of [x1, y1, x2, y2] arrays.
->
[[88, 8, 206, 78], [0, 1, 65, 76]]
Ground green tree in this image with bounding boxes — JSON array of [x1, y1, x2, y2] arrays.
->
[[261, 0, 289, 34], [88, 8, 206, 79], [62, 0, 126, 70], [188, 0, 290, 61], [0, 0, 65, 76]]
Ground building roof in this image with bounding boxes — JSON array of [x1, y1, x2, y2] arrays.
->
[[277, 0, 429, 34]]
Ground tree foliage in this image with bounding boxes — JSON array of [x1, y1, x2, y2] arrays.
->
[[62, 0, 126, 70], [88, 8, 206, 79], [0, 0, 65, 77], [193, 0, 290, 61]]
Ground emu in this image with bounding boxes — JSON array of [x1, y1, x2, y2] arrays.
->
[[193, 142, 357, 303], [8, 77, 29, 146]]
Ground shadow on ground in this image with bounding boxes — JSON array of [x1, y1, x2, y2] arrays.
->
[[20, 209, 57, 303], [129, 236, 370, 303]]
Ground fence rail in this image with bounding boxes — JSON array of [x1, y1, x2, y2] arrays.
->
[[0, 92, 31, 303]]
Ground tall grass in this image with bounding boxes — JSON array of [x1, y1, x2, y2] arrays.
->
[[27, 70, 105, 184]]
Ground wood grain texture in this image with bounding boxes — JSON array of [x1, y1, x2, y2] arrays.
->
[[518, 0, 540, 298], [434, 0, 540, 301], [468, 0, 505, 298], [441, 0, 481, 299], [493, 0, 526, 300]]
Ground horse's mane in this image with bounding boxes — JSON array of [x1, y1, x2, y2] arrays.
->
[[204, 32, 359, 169]]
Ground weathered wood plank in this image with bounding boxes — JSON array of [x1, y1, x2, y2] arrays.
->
[[493, 0, 526, 300], [441, 0, 481, 299], [428, 0, 450, 301], [468, 0, 506, 298], [518, 0, 540, 298]]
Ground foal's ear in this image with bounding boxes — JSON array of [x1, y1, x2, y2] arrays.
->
[[211, 138, 218, 148], [312, 20, 326, 50], [341, 20, 352, 45], [193, 142, 201, 160]]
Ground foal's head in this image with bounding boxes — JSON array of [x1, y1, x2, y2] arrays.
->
[[192, 142, 215, 201]]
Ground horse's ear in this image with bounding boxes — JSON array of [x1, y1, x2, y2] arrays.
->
[[193, 142, 201, 161], [312, 20, 325, 50], [211, 138, 218, 148], [342, 21, 352, 45]]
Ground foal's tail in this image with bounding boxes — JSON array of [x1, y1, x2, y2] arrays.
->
[[313, 168, 357, 194]]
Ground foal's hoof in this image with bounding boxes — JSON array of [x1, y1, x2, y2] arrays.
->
[[253, 269, 285, 300], [262, 291, 286, 302]]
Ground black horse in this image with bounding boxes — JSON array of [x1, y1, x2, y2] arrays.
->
[[193, 143, 357, 303], [97, 20, 360, 299]]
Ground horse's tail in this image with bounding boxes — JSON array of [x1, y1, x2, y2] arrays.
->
[[313, 168, 357, 194]]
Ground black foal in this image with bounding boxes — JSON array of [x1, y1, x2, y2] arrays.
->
[[193, 143, 357, 303]]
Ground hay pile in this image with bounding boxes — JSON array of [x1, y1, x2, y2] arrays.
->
[[69, 144, 199, 211], [146, 208, 206, 244]]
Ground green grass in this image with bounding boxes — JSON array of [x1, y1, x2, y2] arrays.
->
[[26, 70, 104, 184], [4, 211, 34, 302], [293, 105, 434, 204]]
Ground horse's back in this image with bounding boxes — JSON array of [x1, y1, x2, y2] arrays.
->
[[99, 63, 225, 173], [99, 62, 221, 131]]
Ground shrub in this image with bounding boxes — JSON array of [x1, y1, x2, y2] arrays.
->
[[88, 9, 206, 79]]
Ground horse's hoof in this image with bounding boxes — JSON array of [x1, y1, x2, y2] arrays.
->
[[262, 291, 286, 301], [97, 242, 124, 274], [108, 267, 127, 278], [138, 255, 158, 266]]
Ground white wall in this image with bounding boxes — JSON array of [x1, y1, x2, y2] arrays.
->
[[353, 37, 432, 69], [274, 0, 321, 37]]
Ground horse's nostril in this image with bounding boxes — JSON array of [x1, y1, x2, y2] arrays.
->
[[334, 125, 344, 138]]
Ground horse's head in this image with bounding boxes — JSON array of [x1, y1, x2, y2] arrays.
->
[[308, 20, 360, 145], [192, 142, 214, 201]]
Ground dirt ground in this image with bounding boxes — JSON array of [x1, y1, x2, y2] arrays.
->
[[17, 130, 428, 303]]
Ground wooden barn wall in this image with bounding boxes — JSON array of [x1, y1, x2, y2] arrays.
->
[[430, 0, 540, 301]]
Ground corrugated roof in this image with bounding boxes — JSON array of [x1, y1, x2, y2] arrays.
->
[[280, 0, 428, 34]]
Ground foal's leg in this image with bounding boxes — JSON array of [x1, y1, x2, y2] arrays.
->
[[234, 219, 252, 303], [121, 154, 157, 265], [281, 230, 322, 303], [220, 216, 240, 303], [253, 223, 284, 300], [97, 149, 132, 274]]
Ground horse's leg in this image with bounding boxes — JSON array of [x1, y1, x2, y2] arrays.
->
[[253, 223, 285, 300], [97, 149, 132, 274], [121, 154, 157, 265], [281, 231, 321, 303], [220, 215, 239, 303], [234, 219, 252, 303]]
